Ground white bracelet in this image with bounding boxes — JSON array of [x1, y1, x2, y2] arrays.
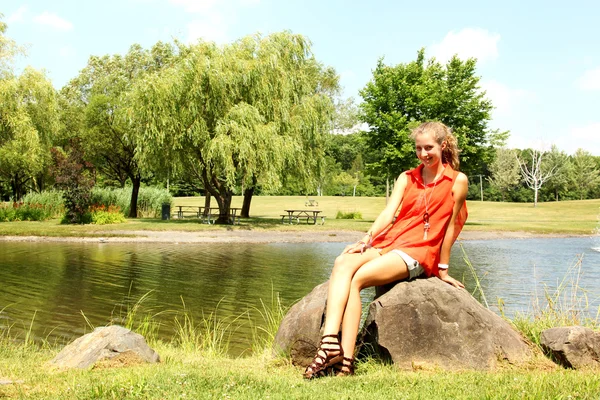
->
[[438, 263, 449, 270]]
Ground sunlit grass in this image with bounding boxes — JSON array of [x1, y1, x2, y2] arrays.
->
[[1, 197, 598, 237], [2, 276, 600, 398]]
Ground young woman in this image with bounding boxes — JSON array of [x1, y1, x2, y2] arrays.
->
[[303, 121, 469, 379]]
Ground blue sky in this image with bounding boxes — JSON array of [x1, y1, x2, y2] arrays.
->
[[4, 0, 600, 155]]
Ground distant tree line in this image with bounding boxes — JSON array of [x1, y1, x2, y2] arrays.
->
[[2, 15, 598, 225]]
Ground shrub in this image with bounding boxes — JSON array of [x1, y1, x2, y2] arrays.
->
[[50, 139, 95, 224], [22, 190, 65, 218], [90, 205, 127, 225], [0, 202, 54, 222], [336, 210, 363, 219]]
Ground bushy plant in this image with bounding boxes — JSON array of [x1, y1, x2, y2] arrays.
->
[[50, 139, 95, 224], [0, 202, 54, 222], [90, 205, 127, 225], [336, 210, 363, 219], [22, 190, 64, 218]]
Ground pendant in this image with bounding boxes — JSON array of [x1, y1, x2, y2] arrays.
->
[[423, 222, 430, 240]]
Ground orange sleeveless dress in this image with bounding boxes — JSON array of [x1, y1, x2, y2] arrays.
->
[[370, 163, 467, 277]]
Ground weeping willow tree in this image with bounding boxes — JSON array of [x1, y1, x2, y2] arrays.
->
[[0, 16, 58, 199], [129, 32, 338, 223]]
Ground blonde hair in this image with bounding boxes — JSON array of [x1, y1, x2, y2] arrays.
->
[[410, 121, 460, 170]]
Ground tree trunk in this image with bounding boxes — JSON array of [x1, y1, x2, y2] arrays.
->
[[212, 190, 233, 224], [10, 174, 25, 201], [533, 187, 538, 208], [202, 172, 233, 225], [128, 174, 141, 218], [241, 186, 254, 218], [203, 192, 211, 217]]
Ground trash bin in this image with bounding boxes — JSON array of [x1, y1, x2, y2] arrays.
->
[[161, 203, 170, 220]]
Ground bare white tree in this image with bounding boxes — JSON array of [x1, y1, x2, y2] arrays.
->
[[517, 149, 556, 207]]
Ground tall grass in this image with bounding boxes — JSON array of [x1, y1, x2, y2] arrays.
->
[[512, 255, 600, 347], [22, 190, 64, 218], [173, 298, 243, 356], [249, 289, 289, 354], [460, 243, 489, 308], [109, 288, 166, 342], [91, 186, 172, 218]]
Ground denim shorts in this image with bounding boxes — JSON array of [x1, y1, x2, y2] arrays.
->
[[389, 249, 424, 280]]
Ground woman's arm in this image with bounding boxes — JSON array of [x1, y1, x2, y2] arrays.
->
[[437, 172, 469, 287], [344, 172, 408, 254]]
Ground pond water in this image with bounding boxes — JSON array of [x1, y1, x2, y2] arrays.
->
[[1, 236, 599, 354]]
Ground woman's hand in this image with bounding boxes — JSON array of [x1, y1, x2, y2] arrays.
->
[[342, 241, 367, 254], [438, 269, 465, 289]]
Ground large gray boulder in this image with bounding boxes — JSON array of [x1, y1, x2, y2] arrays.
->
[[540, 326, 600, 369], [273, 282, 329, 366], [51, 325, 160, 369], [360, 277, 532, 370]]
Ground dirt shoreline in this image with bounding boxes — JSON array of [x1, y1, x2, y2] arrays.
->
[[0, 229, 591, 244]]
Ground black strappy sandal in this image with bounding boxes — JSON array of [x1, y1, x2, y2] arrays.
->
[[334, 356, 355, 377], [303, 334, 343, 379]]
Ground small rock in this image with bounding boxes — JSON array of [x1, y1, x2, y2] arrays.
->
[[540, 326, 600, 369], [51, 325, 160, 369]]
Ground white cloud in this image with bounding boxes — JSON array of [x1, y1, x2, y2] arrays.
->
[[7, 6, 28, 23], [33, 12, 74, 32], [576, 67, 600, 91], [430, 28, 500, 65], [169, 0, 218, 13], [480, 80, 536, 118]]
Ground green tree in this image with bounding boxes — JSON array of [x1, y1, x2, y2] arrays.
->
[[542, 145, 572, 201], [61, 42, 177, 217], [0, 68, 59, 199], [360, 49, 494, 178], [0, 18, 56, 200], [131, 32, 338, 223], [570, 149, 600, 200], [0, 14, 24, 75], [332, 96, 359, 133], [331, 171, 358, 196], [488, 148, 521, 201]]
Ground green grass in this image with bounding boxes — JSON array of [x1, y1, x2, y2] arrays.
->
[[1, 338, 600, 399], [0, 197, 598, 237], [2, 263, 600, 399]]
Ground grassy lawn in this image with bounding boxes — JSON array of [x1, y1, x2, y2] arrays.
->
[[1, 342, 599, 399], [0, 197, 598, 237]]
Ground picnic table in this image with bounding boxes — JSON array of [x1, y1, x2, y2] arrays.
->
[[175, 206, 241, 225], [281, 209, 326, 225]]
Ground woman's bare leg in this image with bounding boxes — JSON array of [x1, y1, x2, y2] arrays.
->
[[321, 248, 380, 335], [304, 248, 381, 378], [340, 253, 409, 358]]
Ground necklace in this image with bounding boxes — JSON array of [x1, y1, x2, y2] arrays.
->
[[422, 171, 441, 240]]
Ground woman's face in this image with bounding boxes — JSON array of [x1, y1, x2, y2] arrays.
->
[[414, 131, 445, 167]]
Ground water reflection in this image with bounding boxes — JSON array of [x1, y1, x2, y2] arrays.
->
[[0, 237, 598, 354]]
